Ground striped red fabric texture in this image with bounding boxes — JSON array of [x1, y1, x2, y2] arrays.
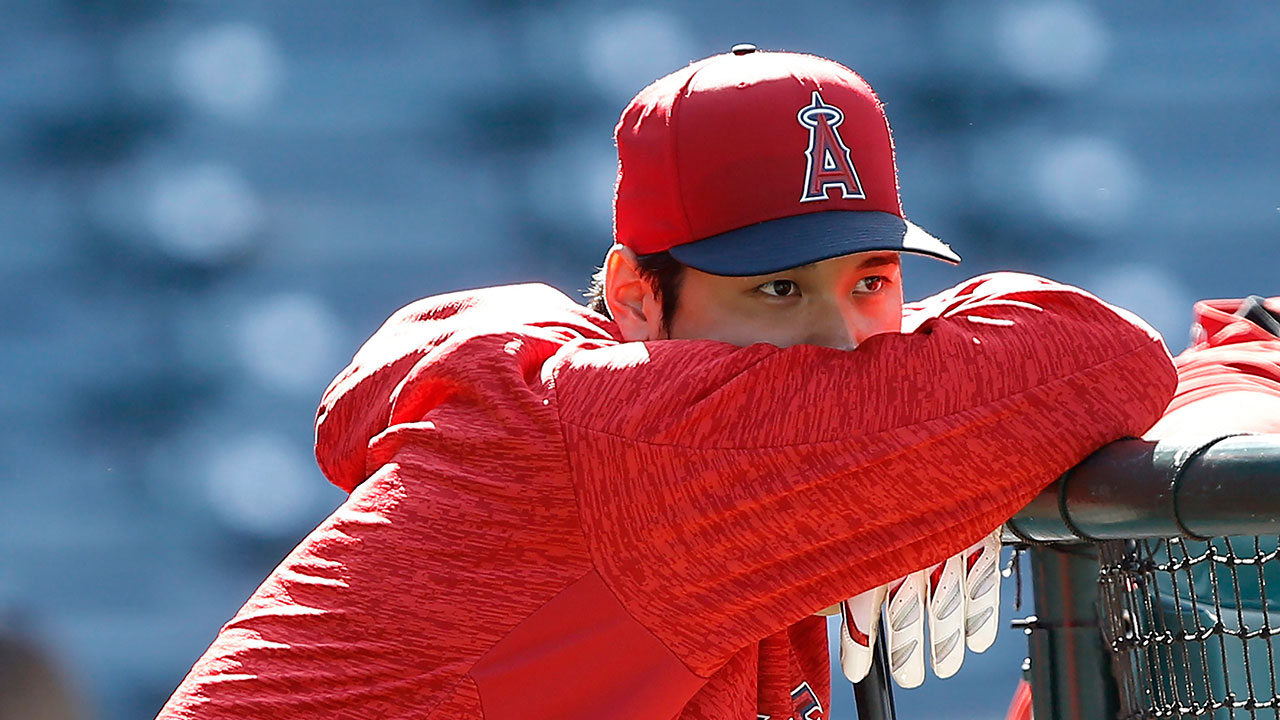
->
[[158, 273, 1176, 719]]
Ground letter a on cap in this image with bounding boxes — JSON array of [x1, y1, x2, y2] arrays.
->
[[798, 91, 866, 203]]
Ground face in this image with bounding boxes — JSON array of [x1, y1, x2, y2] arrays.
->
[[666, 251, 904, 350]]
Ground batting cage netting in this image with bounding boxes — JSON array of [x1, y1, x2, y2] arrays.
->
[[990, 435, 1280, 720], [851, 436, 1280, 720], [1099, 536, 1280, 719]]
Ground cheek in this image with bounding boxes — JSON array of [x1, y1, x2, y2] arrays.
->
[[667, 300, 728, 342], [714, 307, 827, 348], [669, 303, 790, 347], [884, 287, 906, 329], [879, 302, 904, 333], [861, 291, 904, 336]]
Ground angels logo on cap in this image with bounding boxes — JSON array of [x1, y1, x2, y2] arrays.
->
[[798, 91, 866, 203], [612, 46, 961, 276]]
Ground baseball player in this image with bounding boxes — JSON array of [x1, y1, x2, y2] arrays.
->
[[1006, 293, 1280, 720], [159, 48, 1176, 720]]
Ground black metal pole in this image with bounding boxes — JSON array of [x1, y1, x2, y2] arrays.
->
[[852, 632, 896, 720], [1023, 545, 1119, 720]]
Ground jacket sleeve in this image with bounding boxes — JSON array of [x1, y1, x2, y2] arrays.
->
[[551, 272, 1178, 677]]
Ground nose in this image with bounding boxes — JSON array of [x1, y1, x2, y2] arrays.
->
[[802, 303, 862, 351]]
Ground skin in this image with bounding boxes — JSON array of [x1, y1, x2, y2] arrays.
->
[[605, 245, 906, 617], [603, 245, 905, 348]]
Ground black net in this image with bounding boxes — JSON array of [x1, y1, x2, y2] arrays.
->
[[1098, 536, 1280, 719]]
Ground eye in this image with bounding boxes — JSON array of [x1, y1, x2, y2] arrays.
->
[[758, 279, 799, 297], [855, 275, 887, 294]]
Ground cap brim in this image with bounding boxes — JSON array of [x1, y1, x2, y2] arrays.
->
[[667, 210, 961, 276]]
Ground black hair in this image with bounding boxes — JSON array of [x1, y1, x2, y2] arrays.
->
[[584, 251, 686, 334]]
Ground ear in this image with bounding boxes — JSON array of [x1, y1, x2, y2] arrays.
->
[[604, 245, 666, 342]]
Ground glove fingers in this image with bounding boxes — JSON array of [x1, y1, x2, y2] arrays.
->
[[926, 554, 967, 679], [885, 570, 927, 689], [839, 584, 887, 683], [963, 528, 1003, 653], [839, 527, 1002, 689]]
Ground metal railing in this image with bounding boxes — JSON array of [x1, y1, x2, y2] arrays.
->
[[852, 435, 1280, 720]]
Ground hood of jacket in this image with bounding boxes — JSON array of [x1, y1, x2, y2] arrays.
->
[[314, 283, 618, 492]]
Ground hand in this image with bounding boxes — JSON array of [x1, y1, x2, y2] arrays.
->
[[837, 528, 1003, 688]]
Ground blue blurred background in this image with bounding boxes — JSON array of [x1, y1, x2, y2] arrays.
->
[[1, 1, 1276, 718]]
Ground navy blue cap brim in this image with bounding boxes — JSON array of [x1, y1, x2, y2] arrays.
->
[[666, 210, 961, 276]]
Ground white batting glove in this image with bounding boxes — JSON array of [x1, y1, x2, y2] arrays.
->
[[838, 528, 1003, 688]]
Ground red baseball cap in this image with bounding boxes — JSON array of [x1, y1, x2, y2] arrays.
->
[[613, 46, 960, 276]]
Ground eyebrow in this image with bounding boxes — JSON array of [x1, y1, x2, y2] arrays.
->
[[854, 253, 902, 270]]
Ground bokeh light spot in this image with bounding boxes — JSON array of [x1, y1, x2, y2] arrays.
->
[[173, 23, 283, 119], [234, 293, 342, 395], [1084, 264, 1193, 347], [1032, 136, 1141, 229], [145, 163, 263, 264], [202, 433, 322, 539], [996, 1, 1109, 90], [582, 9, 695, 105]]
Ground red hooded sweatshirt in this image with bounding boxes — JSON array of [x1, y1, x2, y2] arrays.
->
[[160, 272, 1175, 720]]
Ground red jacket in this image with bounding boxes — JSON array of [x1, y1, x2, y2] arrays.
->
[[160, 273, 1174, 720], [1148, 297, 1280, 437]]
